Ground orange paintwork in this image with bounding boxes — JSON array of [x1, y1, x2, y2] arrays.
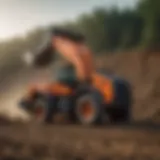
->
[[80, 101, 95, 118], [27, 82, 73, 98], [26, 74, 114, 104], [53, 38, 94, 82], [92, 73, 114, 104], [46, 83, 74, 96]]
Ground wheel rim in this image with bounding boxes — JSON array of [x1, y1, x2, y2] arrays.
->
[[78, 100, 97, 122], [35, 107, 45, 119], [34, 100, 46, 121]]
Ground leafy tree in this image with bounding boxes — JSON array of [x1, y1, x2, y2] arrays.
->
[[138, 0, 160, 50]]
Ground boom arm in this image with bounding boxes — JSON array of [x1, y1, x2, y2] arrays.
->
[[52, 38, 94, 82], [23, 29, 94, 82]]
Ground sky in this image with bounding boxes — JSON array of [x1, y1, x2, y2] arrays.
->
[[0, 0, 138, 40]]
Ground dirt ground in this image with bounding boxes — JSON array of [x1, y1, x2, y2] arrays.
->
[[1, 51, 160, 160], [0, 123, 160, 160]]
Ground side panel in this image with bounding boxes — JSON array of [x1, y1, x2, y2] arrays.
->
[[92, 73, 114, 104], [27, 83, 74, 98], [47, 83, 74, 96]]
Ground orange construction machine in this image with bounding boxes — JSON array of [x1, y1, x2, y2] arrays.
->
[[19, 28, 132, 125]]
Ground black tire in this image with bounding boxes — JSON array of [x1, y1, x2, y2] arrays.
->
[[106, 108, 131, 124], [32, 97, 48, 123], [119, 82, 132, 123], [106, 81, 132, 124], [29, 94, 58, 124], [74, 89, 107, 125], [41, 95, 59, 124]]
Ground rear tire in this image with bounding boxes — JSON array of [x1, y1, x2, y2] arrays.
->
[[110, 79, 132, 124]]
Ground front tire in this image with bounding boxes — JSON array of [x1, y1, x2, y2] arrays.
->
[[29, 94, 57, 124], [74, 89, 107, 125]]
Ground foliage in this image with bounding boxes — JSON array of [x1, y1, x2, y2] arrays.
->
[[0, 0, 160, 75]]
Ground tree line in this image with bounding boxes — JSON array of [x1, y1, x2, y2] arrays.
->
[[60, 0, 160, 53], [0, 0, 159, 69]]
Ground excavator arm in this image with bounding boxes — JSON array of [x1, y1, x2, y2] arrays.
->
[[23, 28, 94, 82]]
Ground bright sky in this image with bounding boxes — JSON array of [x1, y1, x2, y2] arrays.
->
[[0, 0, 138, 40]]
